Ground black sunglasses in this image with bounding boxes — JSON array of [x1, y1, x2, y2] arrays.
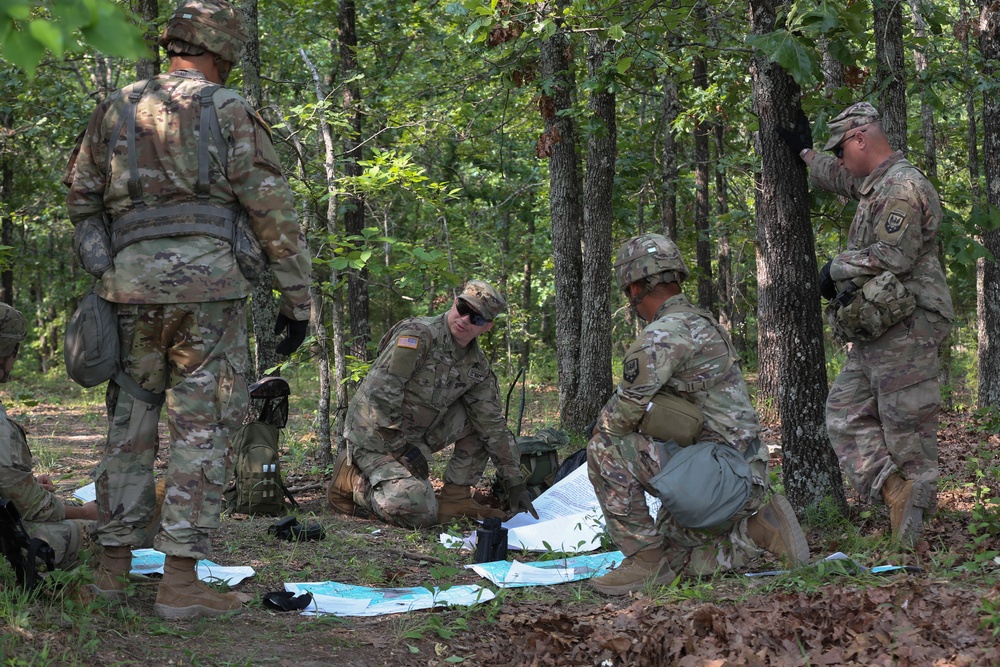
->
[[833, 128, 867, 159], [456, 299, 491, 326]]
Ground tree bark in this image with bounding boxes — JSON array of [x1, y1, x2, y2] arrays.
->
[[977, 0, 1000, 407], [713, 122, 742, 354], [338, 0, 372, 367], [574, 33, 616, 427], [873, 0, 908, 152], [539, 0, 583, 428], [693, 24, 714, 313], [749, 0, 847, 513], [660, 70, 679, 240], [132, 0, 160, 81]]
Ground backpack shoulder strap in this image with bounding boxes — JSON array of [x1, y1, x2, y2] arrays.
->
[[659, 300, 738, 394]]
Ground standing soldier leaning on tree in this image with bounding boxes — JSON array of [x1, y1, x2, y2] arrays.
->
[[64, 0, 311, 619], [587, 234, 809, 596], [779, 102, 953, 546]]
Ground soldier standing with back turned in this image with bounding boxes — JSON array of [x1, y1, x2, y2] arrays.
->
[[65, 0, 311, 618]]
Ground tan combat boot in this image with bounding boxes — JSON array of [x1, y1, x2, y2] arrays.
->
[[89, 545, 133, 600], [881, 472, 929, 546], [747, 494, 811, 565], [589, 546, 676, 596], [436, 483, 506, 524], [327, 448, 360, 515], [153, 556, 241, 620]]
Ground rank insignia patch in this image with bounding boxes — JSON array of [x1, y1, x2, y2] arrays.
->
[[396, 336, 419, 350], [623, 358, 640, 383], [469, 369, 486, 382], [884, 210, 905, 235]]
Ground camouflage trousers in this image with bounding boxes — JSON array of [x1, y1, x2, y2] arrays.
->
[[827, 308, 950, 505], [347, 401, 493, 528], [94, 300, 249, 560], [25, 518, 95, 568], [587, 432, 767, 576]]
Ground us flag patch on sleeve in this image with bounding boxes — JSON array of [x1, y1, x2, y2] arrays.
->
[[396, 336, 420, 350]]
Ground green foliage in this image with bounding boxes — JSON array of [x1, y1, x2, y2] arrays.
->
[[0, 0, 148, 77]]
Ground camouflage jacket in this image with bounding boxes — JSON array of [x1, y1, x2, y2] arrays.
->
[[597, 294, 763, 458], [810, 152, 953, 322], [0, 403, 66, 523], [65, 70, 311, 320], [343, 312, 521, 482]]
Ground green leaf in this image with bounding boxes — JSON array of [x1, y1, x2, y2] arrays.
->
[[608, 24, 624, 41], [27, 19, 64, 55], [616, 56, 633, 74], [2, 28, 45, 77]]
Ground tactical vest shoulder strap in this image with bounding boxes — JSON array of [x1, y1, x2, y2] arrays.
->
[[658, 299, 738, 394]]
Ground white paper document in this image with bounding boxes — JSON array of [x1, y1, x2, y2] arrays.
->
[[74, 482, 96, 503], [283, 581, 496, 617], [467, 551, 625, 588], [129, 548, 256, 586]]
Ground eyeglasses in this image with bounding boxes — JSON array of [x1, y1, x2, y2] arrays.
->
[[456, 299, 491, 326], [833, 128, 867, 159]]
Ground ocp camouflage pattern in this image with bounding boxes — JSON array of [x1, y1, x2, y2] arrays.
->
[[65, 69, 311, 320]]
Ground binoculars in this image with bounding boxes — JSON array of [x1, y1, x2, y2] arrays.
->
[[473, 517, 508, 563]]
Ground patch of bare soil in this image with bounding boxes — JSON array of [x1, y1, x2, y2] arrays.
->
[[7, 399, 1000, 666]]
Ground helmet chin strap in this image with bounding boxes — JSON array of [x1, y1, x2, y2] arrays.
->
[[214, 56, 233, 84]]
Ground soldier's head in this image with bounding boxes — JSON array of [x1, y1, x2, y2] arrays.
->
[[158, 0, 248, 84], [823, 102, 892, 178], [0, 303, 25, 383], [614, 233, 687, 320], [448, 280, 505, 348]]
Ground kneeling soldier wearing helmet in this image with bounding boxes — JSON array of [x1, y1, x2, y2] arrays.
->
[[587, 234, 810, 595]]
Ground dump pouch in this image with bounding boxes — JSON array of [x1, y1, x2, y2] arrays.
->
[[637, 392, 705, 446], [73, 214, 114, 278], [826, 270, 916, 343]]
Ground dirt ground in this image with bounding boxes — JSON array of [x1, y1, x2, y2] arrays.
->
[[3, 393, 1000, 666]]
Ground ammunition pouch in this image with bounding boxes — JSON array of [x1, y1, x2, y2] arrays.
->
[[73, 214, 114, 278], [825, 270, 915, 343], [637, 393, 705, 446]]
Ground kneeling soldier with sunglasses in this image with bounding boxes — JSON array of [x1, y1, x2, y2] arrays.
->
[[328, 281, 538, 527]]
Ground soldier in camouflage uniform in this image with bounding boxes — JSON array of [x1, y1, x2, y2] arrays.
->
[[588, 234, 809, 595], [64, 0, 311, 619], [782, 103, 953, 545], [327, 281, 538, 528], [0, 304, 99, 568]]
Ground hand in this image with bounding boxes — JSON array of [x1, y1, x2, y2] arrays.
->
[[506, 483, 539, 520], [818, 260, 837, 300], [397, 447, 429, 479], [36, 474, 57, 492], [274, 314, 309, 356], [65, 501, 99, 521], [776, 108, 813, 155], [583, 419, 597, 438]]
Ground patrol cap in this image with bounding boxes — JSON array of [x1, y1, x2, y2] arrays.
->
[[0, 303, 26, 357], [823, 102, 881, 151], [458, 280, 506, 321]]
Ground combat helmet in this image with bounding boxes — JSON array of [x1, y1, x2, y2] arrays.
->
[[158, 0, 249, 64], [0, 303, 26, 357], [614, 233, 689, 293]]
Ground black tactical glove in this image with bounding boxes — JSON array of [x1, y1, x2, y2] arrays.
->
[[396, 446, 429, 479], [583, 419, 598, 438], [776, 108, 813, 155], [818, 260, 837, 301], [506, 482, 539, 520], [274, 314, 309, 356]]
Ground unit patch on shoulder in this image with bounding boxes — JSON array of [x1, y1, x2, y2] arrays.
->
[[396, 336, 420, 350], [883, 210, 906, 235], [469, 368, 486, 382], [623, 357, 640, 384]]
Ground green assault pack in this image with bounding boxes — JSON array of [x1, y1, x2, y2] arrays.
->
[[515, 427, 569, 499]]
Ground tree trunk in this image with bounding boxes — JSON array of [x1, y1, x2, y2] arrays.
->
[[239, 0, 281, 381], [574, 33, 616, 428], [660, 70, 679, 240], [873, 0, 908, 152], [820, 36, 845, 96], [749, 0, 847, 513], [714, 122, 742, 354], [338, 0, 371, 367], [519, 213, 534, 372], [693, 29, 714, 313], [0, 108, 12, 306], [539, 0, 583, 428], [132, 0, 160, 81], [977, 0, 1000, 407]]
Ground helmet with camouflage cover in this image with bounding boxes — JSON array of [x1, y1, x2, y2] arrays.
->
[[0, 303, 26, 357], [614, 233, 689, 293], [158, 0, 249, 64]]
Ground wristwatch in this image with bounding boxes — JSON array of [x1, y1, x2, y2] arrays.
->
[[799, 148, 811, 159]]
